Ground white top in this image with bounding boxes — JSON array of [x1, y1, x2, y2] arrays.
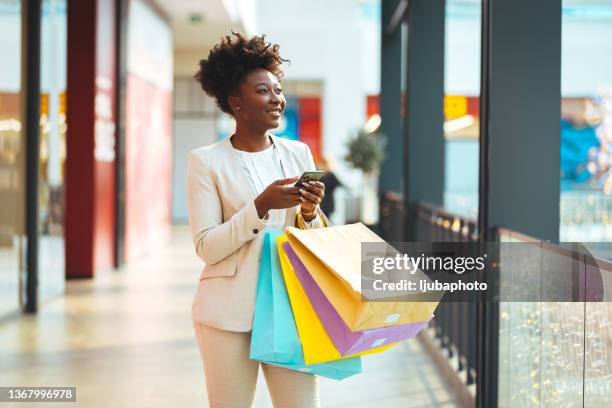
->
[[234, 144, 287, 229]]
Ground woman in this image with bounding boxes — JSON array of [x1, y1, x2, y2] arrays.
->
[[187, 32, 325, 407]]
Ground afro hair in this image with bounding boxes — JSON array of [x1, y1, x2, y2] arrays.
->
[[194, 32, 288, 114]]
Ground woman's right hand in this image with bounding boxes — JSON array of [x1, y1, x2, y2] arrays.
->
[[254, 176, 301, 218]]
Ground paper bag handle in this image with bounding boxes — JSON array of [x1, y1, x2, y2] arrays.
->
[[296, 206, 331, 229]]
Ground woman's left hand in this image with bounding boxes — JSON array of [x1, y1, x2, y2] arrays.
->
[[299, 180, 325, 214]]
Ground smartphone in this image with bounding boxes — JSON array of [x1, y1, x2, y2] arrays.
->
[[294, 171, 326, 188]]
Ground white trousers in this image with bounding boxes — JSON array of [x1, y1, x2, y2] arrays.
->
[[193, 323, 321, 408]]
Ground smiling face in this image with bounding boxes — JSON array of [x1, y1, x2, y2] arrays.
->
[[230, 68, 286, 131]]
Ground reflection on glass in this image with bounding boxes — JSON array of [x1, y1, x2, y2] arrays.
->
[[508, 302, 588, 407], [0, 0, 24, 317], [584, 301, 612, 406], [497, 234, 612, 407], [38, 0, 67, 302]]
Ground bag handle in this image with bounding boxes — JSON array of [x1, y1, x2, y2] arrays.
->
[[296, 206, 331, 229]]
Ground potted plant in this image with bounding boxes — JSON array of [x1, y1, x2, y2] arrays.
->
[[344, 128, 386, 226]]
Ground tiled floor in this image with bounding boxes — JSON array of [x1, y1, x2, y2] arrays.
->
[[0, 227, 461, 407]]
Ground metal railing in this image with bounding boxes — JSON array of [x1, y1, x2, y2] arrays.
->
[[414, 202, 479, 387], [379, 195, 480, 387], [379, 193, 612, 407]]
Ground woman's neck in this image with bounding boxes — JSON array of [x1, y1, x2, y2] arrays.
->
[[231, 125, 271, 152]]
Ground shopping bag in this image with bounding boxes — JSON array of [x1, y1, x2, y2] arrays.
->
[[265, 357, 362, 380], [250, 230, 362, 380], [276, 235, 395, 365], [285, 223, 441, 331], [283, 241, 431, 356], [250, 230, 301, 364]]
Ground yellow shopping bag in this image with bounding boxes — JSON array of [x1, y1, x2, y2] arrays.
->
[[285, 223, 440, 331], [276, 235, 395, 365]]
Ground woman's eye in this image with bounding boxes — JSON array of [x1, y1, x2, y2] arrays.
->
[[275, 89, 282, 95], [257, 89, 267, 94]]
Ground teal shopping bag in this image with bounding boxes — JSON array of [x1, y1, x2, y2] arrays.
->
[[250, 230, 362, 380]]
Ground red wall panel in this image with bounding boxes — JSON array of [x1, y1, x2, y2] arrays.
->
[[123, 0, 173, 261], [66, 0, 116, 278], [298, 97, 322, 163]]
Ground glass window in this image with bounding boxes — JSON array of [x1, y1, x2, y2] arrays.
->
[[443, 0, 481, 219], [560, 1, 612, 255], [560, 2, 612, 406], [38, 0, 67, 302], [499, 4, 612, 407]]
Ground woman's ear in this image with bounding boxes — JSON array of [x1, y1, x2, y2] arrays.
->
[[228, 95, 241, 113]]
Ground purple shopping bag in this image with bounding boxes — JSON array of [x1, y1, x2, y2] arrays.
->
[[283, 241, 432, 356]]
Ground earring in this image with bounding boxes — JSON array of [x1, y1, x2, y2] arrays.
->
[[236, 106, 241, 111]]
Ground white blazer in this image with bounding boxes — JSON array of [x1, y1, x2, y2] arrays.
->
[[187, 134, 320, 331]]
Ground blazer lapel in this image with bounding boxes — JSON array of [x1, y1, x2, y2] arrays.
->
[[222, 138, 259, 205], [270, 134, 299, 178]]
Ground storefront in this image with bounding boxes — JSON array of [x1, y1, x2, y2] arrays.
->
[[0, 0, 25, 317], [0, 0, 172, 319], [0, 0, 67, 318]]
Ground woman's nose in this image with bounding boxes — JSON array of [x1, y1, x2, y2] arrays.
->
[[269, 93, 281, 104]]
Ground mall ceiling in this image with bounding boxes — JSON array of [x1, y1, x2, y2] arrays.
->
[[154, 0, 248, 51], [156, 0, 612, 51]]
